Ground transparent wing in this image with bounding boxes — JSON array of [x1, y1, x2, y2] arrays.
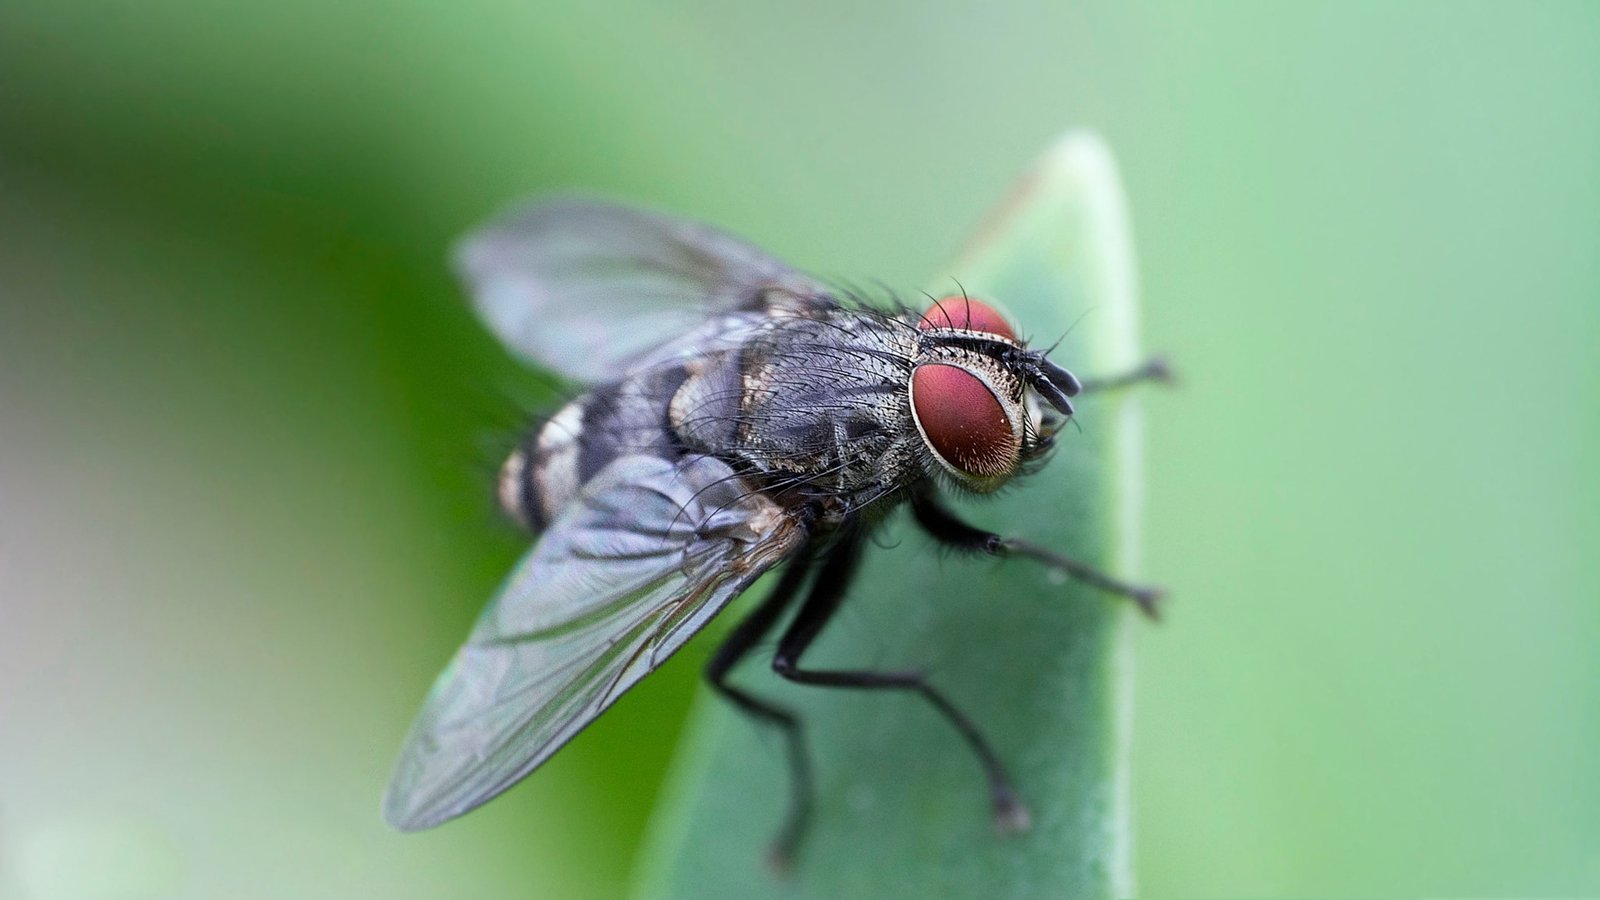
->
[[455, 196, 831, 382], [384, 453, 805, 831]]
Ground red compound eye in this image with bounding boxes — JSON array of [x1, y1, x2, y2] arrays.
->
[[909, 364, 1019, 479], [918, 296, 1016, 341]]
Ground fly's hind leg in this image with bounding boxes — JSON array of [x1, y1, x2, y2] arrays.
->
[[768, 531, 1032, 837], [706, 557, 818, 872], [910, 491, 1166, 619]]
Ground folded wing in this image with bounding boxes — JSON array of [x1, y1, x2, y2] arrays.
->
[[384, 453, 805, 830], [456, 196, 831, 382]]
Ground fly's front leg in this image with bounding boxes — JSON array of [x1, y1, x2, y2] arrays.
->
[[1076, 355, 1174, 394], [769, 530, 1032, 839], [910, 491, 1165, 619]]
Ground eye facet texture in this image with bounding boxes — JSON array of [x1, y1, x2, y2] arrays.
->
[[910, 363, 1018, 479]]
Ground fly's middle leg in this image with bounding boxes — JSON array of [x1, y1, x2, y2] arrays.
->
[[768, 531, 1033, 839], [910, 491, 1166, 619], [705, 556, 816, 873]]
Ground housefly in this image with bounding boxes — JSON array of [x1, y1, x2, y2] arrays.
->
[[383, 197, 1167, 865]]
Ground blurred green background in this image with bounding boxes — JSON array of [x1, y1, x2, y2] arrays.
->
[[2, 2, 1596, 898]]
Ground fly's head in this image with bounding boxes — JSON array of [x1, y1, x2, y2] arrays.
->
[[906, 296, 1081, 494]]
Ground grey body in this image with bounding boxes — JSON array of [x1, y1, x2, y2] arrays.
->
[[507, 294, 927, 536]]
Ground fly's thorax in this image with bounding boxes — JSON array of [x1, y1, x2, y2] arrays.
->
[[709, 312, 923, 503]]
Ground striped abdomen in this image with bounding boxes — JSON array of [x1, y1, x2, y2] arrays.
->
[[498, 362, 713, 530]]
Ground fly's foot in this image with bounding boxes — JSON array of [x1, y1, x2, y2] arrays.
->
[[765, 840, 797, 877], [999, 538, 1167, 620], [1077, 355, 1176, 393], [1124, 584, 1167, 621], [991, 784, 1033, 835]]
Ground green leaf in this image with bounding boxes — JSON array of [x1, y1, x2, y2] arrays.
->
[[632, 131, 1149, 900]]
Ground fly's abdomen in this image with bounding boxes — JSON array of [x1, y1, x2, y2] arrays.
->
[[499, 400, 581, 531], [501, 365, 690, 530]]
